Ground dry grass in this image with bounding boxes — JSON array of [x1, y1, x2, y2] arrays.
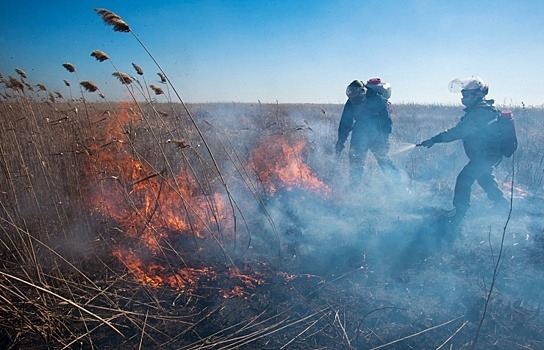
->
[[15, 68, 27, 79], [149, 84, 164, 95], [1, 96, 542, 349], [62, 62, 76, 73], [1, 6, 544, 349], [95, 8, 131, 33], [91, 50, 109, 62], [80, 80, 98, 93], [132, 63, 144, 76], [112, 72, 133, 85]]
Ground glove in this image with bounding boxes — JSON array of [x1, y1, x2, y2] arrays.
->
[[335, 141, 344, 155], [418, 139, 435, 148]]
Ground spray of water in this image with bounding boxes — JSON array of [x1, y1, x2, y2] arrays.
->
[[389, 142, 417, 155]]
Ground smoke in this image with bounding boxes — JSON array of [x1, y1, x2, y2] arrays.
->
[[233, 108, 435, 277], [197, 103, 544, 345], [2, 91, 542, 347]]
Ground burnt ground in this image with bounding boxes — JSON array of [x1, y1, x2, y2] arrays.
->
[[137, 178, 544, 349], [8, 163, 542, 350], [2, 102, 543, 349], [9, 181, 542, 349]]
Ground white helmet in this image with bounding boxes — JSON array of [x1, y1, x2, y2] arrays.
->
[[449, 76, 489, 95], [366, 78, 392, 99], [346, 80, 366, 98]]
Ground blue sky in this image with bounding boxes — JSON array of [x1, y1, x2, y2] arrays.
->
[[1, 1, 543, 106]]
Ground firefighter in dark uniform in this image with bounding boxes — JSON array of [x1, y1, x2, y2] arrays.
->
[[419, 76, 509, 227], [335, 78, 399, 184]]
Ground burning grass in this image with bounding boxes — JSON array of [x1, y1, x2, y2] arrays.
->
[[2, 7, 544, 348], [1, 97, 543, 349], [250, 134, 331, 197]]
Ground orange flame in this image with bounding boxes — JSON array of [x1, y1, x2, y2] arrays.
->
[[86, 104, 229, 250], [84, 103, 230, 290], [227, 266, 265, 288], [249, 135, 330, 196], [220, 266, 265, 299], [113, 248, 215, 291], [500, 182, 530, 198]]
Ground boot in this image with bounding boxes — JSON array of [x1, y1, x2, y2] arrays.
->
[[446, 207, 467, 233]]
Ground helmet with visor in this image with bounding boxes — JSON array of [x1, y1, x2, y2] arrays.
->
[[346, 80, 366, 98]]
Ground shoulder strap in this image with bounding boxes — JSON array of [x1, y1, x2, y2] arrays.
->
[[486, 109, 501, 126]]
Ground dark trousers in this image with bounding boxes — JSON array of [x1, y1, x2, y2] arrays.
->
[[453, 156, 505, 212], [348, 134, 398, 183]]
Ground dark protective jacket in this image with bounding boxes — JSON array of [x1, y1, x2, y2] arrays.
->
[[431, 99, 502, 160], [337, 91, 392, 147]]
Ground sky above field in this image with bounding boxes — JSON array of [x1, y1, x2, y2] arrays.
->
[[1, 0, 543, 106]]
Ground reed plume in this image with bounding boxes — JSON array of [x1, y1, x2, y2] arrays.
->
[[91, 50, 109, 62], [63, 62, 91, 117], [112, 72, 133, 85], [7, 76, 24, 91], [62, 63, 76, 73], [24, 82, 34, 91], [63, 79, 70, 87], [15, 68, 27, 79], [132, 63, 143, 75], [157, 72, 167, 83], [149, 84, 164, 95], [37, 83, 47, 91], [54, 91, 63, 99], [80, 81, 98, 93], [95, 8, 130, 32]]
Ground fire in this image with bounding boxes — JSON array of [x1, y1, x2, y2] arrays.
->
[[112, 248, 215, 291], [220, 266, 265, 299], [221, 285, 246, 299], [249, 135, 330, 196], [227, 266, 265, 288], [84, 102, 230, 290], [86, 103, 229, 248], [500, 182, 530, 198], [83, 104, 299, 295], [88, 147, 227, 252]]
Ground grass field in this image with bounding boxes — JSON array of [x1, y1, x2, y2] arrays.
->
[[1, 87, 543, 349], [1, 7, 543, 349]]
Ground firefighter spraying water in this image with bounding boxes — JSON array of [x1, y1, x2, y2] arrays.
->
[[417, 76, 516, 230]]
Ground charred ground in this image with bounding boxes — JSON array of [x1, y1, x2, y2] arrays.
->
[[1, 100, 544, 349]]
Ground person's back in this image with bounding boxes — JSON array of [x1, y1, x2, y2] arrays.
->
[[459, 101, 502, 160], [335, 78, 398, 184], [354, 91, 391, 134]]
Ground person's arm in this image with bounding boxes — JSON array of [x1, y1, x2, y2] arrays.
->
[[376, 97, 392, 134], [419, 112, 478, 147], [336, 102, 353, 154]]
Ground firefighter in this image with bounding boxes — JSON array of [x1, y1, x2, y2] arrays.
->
[[418, 76, 509, 228], [335, 78, 399, 184]]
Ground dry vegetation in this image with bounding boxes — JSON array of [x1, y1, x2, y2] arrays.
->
[[1, 7, 544, 350]]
